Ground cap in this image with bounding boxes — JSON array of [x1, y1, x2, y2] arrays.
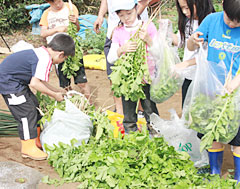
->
[[112, 0, 138, 12]]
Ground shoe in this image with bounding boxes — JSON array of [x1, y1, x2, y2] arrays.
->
[[137, 111, 145, 119], [233, 152, 240, 183], [21, 139, 47, 161], [35, 127, 42, 149], [147, 123, 161, 138], [208, 148, 224, 175]]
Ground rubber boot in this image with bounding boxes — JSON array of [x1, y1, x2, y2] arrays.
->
[[21, 139, 47, 160], [36, 127, 42, 149], [208, 148, 224, 175], [233, 152, 240, 183]]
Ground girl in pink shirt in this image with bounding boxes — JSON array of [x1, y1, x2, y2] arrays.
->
[[107, 0, 159, 136]]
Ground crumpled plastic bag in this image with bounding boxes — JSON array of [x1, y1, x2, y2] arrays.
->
[[150, 110, 209, 167], [40, 99, 93, 152]]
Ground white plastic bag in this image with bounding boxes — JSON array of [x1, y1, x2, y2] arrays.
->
[[40, 99, 93, 152], [11, 40, 34, 52], [150, 110, 209, 167], [182, 45, 240, 150], [149, 19, 183, 103]]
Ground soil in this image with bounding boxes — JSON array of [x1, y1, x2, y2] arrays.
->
[[0, 31, 235, 188]]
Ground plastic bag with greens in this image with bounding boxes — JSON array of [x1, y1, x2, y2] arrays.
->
[[182, 45, 240, 152], [149, 19, 183, 103]]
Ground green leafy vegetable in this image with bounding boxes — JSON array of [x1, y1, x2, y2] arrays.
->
[[185, 91, 240, 152], [62, 23, 83, 79], [110, 28, 150, 102]]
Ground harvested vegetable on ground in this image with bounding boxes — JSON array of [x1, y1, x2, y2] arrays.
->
[[42, 125, 238, 188], [0, 109, 18, 137], [185, 91, 240, 152], [62, 22, 83, 79]]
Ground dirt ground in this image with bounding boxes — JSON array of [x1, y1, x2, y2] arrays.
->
[[0, 33, 235, 188]]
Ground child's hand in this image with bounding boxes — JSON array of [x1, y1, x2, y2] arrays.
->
[[226, 75, 240, 93], [190, 31, 204, 46], [117, 41, 137, 56], [69, 14, 78, 24], [139, 28, 152, 46], [54, 92, 65, 101]]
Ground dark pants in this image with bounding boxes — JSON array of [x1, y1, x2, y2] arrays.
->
[[57, 59, 87, 88], [122, 84, 159, 133], [2, 87, 42, 140], [182, 78, 192, 108], [104, 37, 113, 78]]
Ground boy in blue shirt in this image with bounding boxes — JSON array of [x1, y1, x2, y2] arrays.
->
[[0, 34, 75, 160], [188, 0, 240, 181]]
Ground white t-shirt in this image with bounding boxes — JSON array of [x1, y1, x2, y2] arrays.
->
[[177, 19, 199, 80], [106, 0, 148, 38]]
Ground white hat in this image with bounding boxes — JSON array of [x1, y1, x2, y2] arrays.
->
[[112, 0, 138, 12]]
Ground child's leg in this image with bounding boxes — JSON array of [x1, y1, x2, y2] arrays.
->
[[229, 128, 240, 182], [208, 142, 224, 175], [140, 84, 159, 136], [2, 88, 47, 160], [57, 62, 71, 89], [181, 78, 192, 108], [122, 96, 138, 133]]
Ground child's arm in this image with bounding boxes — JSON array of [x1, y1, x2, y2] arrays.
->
[[69, 14, 80, 31], [226, 75, 240, 93], [107, 42, 137, 64], [187, 31, 204, 51], [30, 77, 65, 101], [41, 26, 68, 38], [94, 0, 108, 34], [137, 0, 148, 15], [175, 58, 196, 70]]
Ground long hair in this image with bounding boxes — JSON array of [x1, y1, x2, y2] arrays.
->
[[176, 0, 215, 46]]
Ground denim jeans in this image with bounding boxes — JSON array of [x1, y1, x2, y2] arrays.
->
[[122, 84, 159, 133]]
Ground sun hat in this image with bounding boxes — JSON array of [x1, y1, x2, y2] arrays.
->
[[112, 0, 138, 12]]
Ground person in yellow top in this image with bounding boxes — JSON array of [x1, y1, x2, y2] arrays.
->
[[40, 0, 91, 99]]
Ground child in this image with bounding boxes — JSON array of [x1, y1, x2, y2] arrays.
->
[[40, 0, 91, 99], [107, 0, 159, 136], [0, 34, 75, 160], [172, 0, 215, 107], [94, 0, 149, 115], [187, 0, 240, 181]]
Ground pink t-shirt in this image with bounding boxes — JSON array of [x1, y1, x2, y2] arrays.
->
[[112, 22, 157, 78]]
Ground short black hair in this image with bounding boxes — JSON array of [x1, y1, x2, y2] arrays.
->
[[223, 0, 240, 22], [47, 34, 75, 56]]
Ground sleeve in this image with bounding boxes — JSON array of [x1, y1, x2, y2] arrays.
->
[[107, 43, 120, 64], [39, 8, 49, 27], [147, 22, 158, 40], [107, 28, 121, 64], [195, 14, 211, 42], [34, 49, 52, 82]]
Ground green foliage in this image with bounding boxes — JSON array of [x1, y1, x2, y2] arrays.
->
[[79, 29, 106, 55], [62, 23, 83, 79], [42, 127, 238, 188], [110, 28, 150, 102], [185, 92, 240, 152], [150, 46, 181, 103]]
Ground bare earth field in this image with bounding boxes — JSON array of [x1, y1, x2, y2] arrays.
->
[[0, 32, 234, 188]]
